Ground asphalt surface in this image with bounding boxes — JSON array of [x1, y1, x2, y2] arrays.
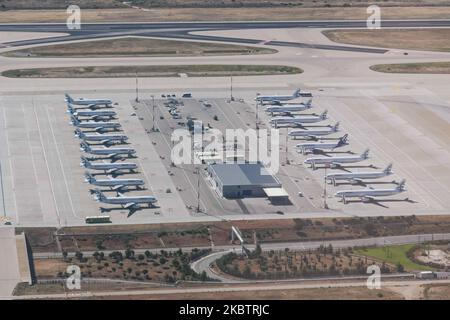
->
[[2, 19, 450, 52]]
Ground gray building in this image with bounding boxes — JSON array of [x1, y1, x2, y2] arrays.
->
[[207, 163, 282, 199]]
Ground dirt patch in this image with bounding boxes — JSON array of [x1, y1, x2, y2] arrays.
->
[[423, 283, 450, 299], [93, 286, 403, 300], [323, 29, 450, 52]]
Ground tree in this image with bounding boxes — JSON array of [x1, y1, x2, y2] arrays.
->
[[125, 248, 135, 259], [396, 263, 405, 273], [62, 250, 68, 260], [75, 251, 83, 261], [253, 244, 262, 258], [200, 271, 208, 282], [243, 265, 252, 278]]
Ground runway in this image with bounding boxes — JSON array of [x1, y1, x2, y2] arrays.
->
[[2, 19, 450, 52]]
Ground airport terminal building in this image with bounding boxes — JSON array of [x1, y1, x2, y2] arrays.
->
[[207, 162, 284, 199]]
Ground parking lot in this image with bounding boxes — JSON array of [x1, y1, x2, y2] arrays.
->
[[0, 89, 449, 228]]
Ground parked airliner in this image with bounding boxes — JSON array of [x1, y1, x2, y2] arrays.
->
[[304, 148, 369, 170], [334, 179, 406, 204], [296, 134, 348, 154], [80, 141, 136, 159], [92, 189, 158, 210], [289, 122, 339, 140], [326, 164, 393, 186], [84, 172, 144, 191], [65, 93, 112, 106], [80, 157, 137, 174], [270, 110, 327, 128]]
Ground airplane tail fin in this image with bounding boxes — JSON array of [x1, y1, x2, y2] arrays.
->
[[293, 89, 301, 97], [74, 128, 84, 137], [332, 122, 340, 131], [397, 179, 406, 191], [80, 141, 90, 151], [93, 188, 106, 201], [384, 163, 393, 175], [304, 99, 313, 108], [339, 134, 349, 145], [320, 110, 328, 120], [84, 171, 94, 183], [70, 115, 80, 125], [66, 104, 75, 113], [65, 93, 73, 103], [361, 148, 370, 159], [80, 156, 89, 167]]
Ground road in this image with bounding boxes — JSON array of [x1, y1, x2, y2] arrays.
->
[[2, 20, 450, 51]]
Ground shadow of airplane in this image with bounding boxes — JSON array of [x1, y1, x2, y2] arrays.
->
[[342, 197, 417, 208], [335, 180, 397, 187], [85, 154, 137, 163], [308, 150, 355, 156], [332, 164, 378, 172]]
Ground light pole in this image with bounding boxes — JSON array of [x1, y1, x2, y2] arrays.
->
[[323, 165, 329, 209], [135, 72, 139, 102], [0, 161, 6, 218], [285, 127, 289, 165], [196, 167, 201, 213], [230, 75, 234, 101], [151, 94, 155, 132], [255, 94, 260, 130]]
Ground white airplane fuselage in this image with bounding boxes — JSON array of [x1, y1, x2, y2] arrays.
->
[[335, 188, 403, 199], [265, 104, 310, 114], [78, 133, 128, 142], [271, 115, 325, 126], [72, 121, 121, 129], [72, 110, 117, 117], [289, 128, 336, 137], [82, 162, 137, 171], [87, 178, 144, 187], [297, 141, 345, 152], [304, 155, 364, 165], [326, 171, 391, 181], [97, 195, 157, 205], [81, 147, 136, 156]]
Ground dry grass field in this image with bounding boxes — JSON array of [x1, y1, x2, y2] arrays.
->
[[2, 65, 302, 78], [371, 62, 450, 74], [323, 28, 450, 52], [1, 6, 450, 23], [2, 37, 277, 58], [2, 0, 449, 10]]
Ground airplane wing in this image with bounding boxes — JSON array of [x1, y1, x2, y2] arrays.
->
[[350, 178, 364, 183], [124, 202, 139, 209], [113, 185, 126, 191], [101, 139, 114, 146], [106, 168, 118, 174], [331, 162, 343, 168], [361, 196, 375, 202]]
